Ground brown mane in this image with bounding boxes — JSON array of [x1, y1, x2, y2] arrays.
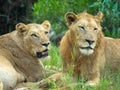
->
[[60, 12, 105, 86]]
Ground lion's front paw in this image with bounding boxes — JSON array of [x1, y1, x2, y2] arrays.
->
[[38, 79, 56, 88], [38, 73, 63, 88], [38, 79, 49, 88], [14, 87, 32, 90]]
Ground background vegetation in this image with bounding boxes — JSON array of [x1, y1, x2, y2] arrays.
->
[[1, 0, 120, 89], [0, 0, 38, 35], [32, 0, 120, 43], [1, 0, 119, 42]]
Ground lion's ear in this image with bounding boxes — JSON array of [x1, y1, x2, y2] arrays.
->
[[95, 11, 103, 21], [41, 20, 51, 31], [65, 12, 77, 26], [16, 23, 28, 34]]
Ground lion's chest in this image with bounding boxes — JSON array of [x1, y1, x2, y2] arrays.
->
[[73, 57, 94, 79]]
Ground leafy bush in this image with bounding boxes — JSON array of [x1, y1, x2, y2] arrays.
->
[[91, 0, 120, 37], [32, 0, 96, 39], [102, 0, 120, 37], [32, 0, 120, 43]]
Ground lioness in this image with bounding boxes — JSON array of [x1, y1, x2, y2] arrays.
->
[[60, 11, 120, 86], [0, 21, 51, 90]]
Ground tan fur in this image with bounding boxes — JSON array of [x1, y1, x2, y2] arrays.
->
[[60, 11, 120, 86], [104, 37, 120, 71], [0, 21, 51, 90]]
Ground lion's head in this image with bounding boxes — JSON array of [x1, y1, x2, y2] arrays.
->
[[65, 11, 103, 55], [16, 21, 51, 59]]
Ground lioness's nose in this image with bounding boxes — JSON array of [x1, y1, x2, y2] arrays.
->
[[42, 43, 50, 47], [85, 39, 94, 45]]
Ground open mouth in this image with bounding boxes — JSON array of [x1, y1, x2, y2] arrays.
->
[[36, 49, 48, 58], [81, 46, 93, 50]]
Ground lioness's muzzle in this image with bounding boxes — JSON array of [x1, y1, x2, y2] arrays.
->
[[36, 49, 48, 58]]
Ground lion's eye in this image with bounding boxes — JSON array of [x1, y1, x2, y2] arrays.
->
[[79, 26, 85, 31], [45, 31, 49, 34], [31, 34, 38, 38], [94, 28, 98, 31]]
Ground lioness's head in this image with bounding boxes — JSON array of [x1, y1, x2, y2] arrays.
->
[[65, 11, 103, 55], [16, 21, 51, 59]]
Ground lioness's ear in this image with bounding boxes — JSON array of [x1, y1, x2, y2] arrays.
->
[[41, 20, 51, 31], [65, 12, 77, 25], [16, 23, 28, 34], [95, 11, 103, 21]]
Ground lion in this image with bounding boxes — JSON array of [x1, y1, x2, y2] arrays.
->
[[0, 20, 51, 90], [59, 11, 120, 86]]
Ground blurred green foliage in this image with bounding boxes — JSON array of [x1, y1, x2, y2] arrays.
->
[[32, 0, 120, 38]]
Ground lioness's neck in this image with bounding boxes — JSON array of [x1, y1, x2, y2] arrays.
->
[[1, 31, 44, 79], [10, 31, 26, 52]]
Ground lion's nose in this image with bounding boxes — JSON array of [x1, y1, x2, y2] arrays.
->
[[42, 43, 50, 47], [85, 39, 94, 45]]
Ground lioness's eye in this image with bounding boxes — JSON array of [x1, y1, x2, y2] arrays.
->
[[31, 34, 38, 38], [79, 26, 85, 31], [94, 28, 98, 31]]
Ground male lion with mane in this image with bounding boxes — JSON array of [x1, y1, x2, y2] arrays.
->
[[60, 11, 120, 86], [0, 21, 51, 90]]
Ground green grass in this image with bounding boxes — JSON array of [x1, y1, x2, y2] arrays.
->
[[42, 45, 120, 90], [45, 44, 62, 68], [23, 45, 120, 90]]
